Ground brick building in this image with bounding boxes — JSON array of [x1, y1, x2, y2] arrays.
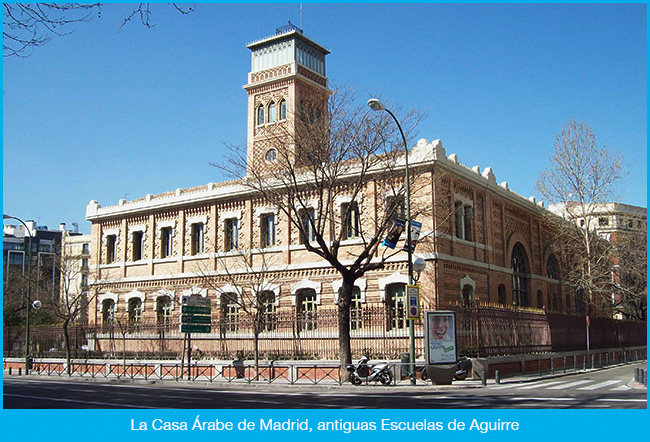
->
[[85, 26, 572, 357]]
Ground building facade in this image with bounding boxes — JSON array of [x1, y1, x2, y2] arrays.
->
[[85, 26, 575, 358]]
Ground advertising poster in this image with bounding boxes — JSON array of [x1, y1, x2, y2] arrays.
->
[[424, 311, 457, 364]]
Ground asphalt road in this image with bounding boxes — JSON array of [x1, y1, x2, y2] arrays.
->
[[3, 362, 646, 409]]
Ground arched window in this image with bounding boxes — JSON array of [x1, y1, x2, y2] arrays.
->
[[574, 289, 586, 315], [268, 102, 276, 123], [259, 291, 276, 332], [279, 100, 287, 120], [102, 299, 115, 326], [127, 298, 142, 332], [221, 293, 239, 332], [257, 105, 265, 126], [350, 287, 363, 331], [461, 285, 474, 307], [156, 296, 172, 331], [386, 283, 407, 331], [497, 284, 507, 306], [512, 242, 529, 307], [297, 289, 317, 332], [546, 254, 560, 280]]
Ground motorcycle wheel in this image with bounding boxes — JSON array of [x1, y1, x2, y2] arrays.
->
[[380, 371, 393, 385], [454, 371, 468, 381], [351, 375, 362, 386]]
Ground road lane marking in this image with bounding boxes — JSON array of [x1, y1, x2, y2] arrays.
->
[[547, 380, 593, 389], [611, 385, 632, 391], [4, 393, 158, 408], [516, 381, 566, 390], [577, 380, 622, 390]]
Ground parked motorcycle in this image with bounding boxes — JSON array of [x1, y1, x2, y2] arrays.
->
[[421, 356, 473, 381], [346, 356, 393, 385]]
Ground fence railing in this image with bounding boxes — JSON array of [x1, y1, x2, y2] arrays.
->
[[4, 302, 646, 361], [4, 347, 646, 385]]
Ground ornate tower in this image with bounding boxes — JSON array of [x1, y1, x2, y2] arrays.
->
[[244, 24, 331, 173]]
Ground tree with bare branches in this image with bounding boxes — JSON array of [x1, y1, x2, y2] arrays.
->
[[191, 246, 286, 379], [215, 88, 426, 369], [538, 119, 626, 316], [3, 3, 195, 58]]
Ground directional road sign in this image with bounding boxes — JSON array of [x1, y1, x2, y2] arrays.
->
[[181, 314, 211, 324], [180, 324, 211, 334], [181, 305, 211, 315]]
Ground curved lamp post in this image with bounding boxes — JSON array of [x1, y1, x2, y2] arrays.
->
[[367, 98, 419, 384], [4, 214, 35, 373]]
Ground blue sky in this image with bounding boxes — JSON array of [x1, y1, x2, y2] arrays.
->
[[3, 3, 647, 234]]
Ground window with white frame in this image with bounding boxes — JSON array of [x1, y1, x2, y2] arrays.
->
[[280, 100, 287, 120], [257, 105, 265, 126], [260, 213, 276, 248], [191, 223, 205, 255], [341, 201, 360, 239], [299, 208, 316, 244], [221, 293, 239, 332], [132, 231, 144, 261], [296, 289, 317, 332], [259, 290, 277, 332], [106, 234, 117, 264], [268, 102, 276, 123], [160, 227, 173, 258], [224, 218, 238, 251], [454, 198, 474, 241], [386, 283, 407, 331]]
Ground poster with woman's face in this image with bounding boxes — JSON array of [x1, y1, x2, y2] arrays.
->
[[424, 311, 457, 364]]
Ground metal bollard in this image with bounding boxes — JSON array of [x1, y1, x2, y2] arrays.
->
[[591, 354, 595, 370], [551, 358, 554, 375], [574, 355, 577, 372], [640, 369, 645, 385], [481, 371, 487, 386], [539, 358, 542, 377], [563, 356, 566, 373], [634, 368, 639, 382], [495, 370, 500, 384], [18, 367, 22, 376]]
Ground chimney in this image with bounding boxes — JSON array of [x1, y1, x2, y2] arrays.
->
[[59, 223, 66, 232]]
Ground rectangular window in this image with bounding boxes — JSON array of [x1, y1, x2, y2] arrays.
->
[[224, 218, 238, 251], [386, 195, 406, 221], [132, 231, 143, 261], [342, 202, 360, 239], [82, 243, 90, 254], [191, 223, 205, 255], [387, 284, 407, 331], [161, 227, 173, 258], [464, 206, 473, 242], [106, 235, 116, 264], [260, 214, 276, 248], [299, 208, 316, 244]]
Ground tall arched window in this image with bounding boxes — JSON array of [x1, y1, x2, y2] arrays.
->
[[102, 299, 115, 327], [386, 283, 407, 331], [350, 287, 363, 331], [512, 242, 529, 307], [156, 296, 172, 331], [221, 293, 239, 332], [259, 291, 276, 332], [127, 298, 142, 332], [279, 100, 287, 120], [461, 285, 474, 307], [257, 105, 265, 126], [547, 254, 561, 312], [268, 102, 276, 123], [297, 289, 317, 332]]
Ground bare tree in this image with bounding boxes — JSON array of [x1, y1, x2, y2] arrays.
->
[[3, 3, 195, 58], [215, 88, 426, 368], [612, 230, 647, 321], [537, 119, 626, 316], [37, 248, 101, 374], [191, 246, 286, 379]]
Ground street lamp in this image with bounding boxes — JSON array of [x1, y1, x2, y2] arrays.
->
[[4, 214, 35, 373], [368, 98, 418, 384]]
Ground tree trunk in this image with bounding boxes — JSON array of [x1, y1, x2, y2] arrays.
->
[[337, 277, 356, 381], [62, 319, 71, 375]]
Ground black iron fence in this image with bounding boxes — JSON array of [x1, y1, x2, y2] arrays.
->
[[3, 302, 646, 360]]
